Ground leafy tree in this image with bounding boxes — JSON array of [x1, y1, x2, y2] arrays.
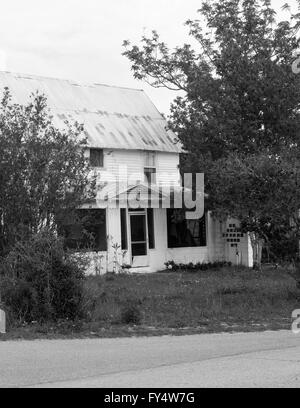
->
[[123, 0, 300, 267], [123, 0, 300, 170], [207, 152, 300, 268], [0, 88, 93, 255]]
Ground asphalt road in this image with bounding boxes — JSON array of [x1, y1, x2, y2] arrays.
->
[[1, 330, 300, 387]]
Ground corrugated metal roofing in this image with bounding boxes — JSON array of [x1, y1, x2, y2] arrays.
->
[[0, 71, 182, 153]]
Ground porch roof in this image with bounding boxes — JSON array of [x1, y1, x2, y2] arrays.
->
[[91, 182, 205, 209], [95, 182, 168, 207]]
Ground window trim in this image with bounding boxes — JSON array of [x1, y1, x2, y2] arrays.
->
[[144, 167, 157, 184], [144, 151, 156, 184], [144, 151, 156, 167]]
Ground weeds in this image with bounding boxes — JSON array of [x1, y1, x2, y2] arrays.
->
[[3, 265, 299, 338], [81, 266, 299, 329], [120, 299, 142, 325]]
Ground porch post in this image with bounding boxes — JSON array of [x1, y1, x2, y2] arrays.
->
[[0, 309, 6, 334]]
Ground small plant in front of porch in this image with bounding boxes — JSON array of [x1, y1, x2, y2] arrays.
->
[[164, 260, 232, 272], [164, 260, 177, 271], [111, 243, 131, 274], [111, 242, 121, 274], [93, 252, 105, 276]]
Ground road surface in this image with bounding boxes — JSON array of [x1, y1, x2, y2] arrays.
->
[[1, 330, 300, 387]]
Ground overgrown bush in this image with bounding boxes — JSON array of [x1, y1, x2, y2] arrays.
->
[[120, 299, 142, 325], [262, 236, 299, 264], [0, 229, 86, 324]]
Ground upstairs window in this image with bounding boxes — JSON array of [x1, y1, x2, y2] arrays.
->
[[144, 167, 156, 184], [90, 148, 104, 167], [144, 151, 156, 184]]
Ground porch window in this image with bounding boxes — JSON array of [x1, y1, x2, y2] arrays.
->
[[120, 208, 128, 250], [167, 209, 206, 248], [147, 208, 155, 249], [60, 209, 107, 251], [90, 148, 104, 167]]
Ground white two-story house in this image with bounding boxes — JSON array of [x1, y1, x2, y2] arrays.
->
[[0, 72, 253, 272]]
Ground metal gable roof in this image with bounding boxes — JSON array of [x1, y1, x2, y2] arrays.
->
[[0, 71, 182, 153]]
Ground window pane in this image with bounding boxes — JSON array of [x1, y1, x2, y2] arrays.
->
[[167, 209, 206, 248], [61, 209, 107, 251], [145, 151, 156, 167], [120, 209, 128, 250], [90, 148, 103, 167], [130, 214, 146, 242], [147, 208, 155, 249]]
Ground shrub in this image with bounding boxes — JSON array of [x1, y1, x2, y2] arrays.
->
[[0, 229, 86, 324], [164, 260, 232, 272], [120, 299, 142, 325]]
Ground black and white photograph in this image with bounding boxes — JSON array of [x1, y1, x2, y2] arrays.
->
[[0, 0, 300, 392]]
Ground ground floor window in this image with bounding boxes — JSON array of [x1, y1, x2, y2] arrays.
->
[[167, 209, 206, 248], [60, 209, 107, 251]]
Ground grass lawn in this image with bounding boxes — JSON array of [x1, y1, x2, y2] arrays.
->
[[1, 266, 299, 340]]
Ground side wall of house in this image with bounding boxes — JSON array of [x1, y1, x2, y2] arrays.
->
[[208, 216, 253, 267]]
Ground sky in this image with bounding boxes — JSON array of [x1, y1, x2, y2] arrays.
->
[[0, 0, 297, 114]]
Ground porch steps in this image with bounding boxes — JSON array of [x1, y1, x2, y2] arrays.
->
[[128, 266, 155, 274]]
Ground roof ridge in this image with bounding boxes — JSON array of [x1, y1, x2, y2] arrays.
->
[[93, 83, 144, 92], [52, 106, 162, 119], [0, 70, 144, 92]]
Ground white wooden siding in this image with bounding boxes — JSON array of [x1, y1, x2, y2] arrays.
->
[[156, 152, 181, 186], [92, 149, 180, 186]]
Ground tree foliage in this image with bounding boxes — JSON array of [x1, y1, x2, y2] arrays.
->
[[123, 0, 300, 265], [208, 152, 300, 266], [0, 88, 93, 254], [0, 229, 86, 323], [123, 0, 300, 162]]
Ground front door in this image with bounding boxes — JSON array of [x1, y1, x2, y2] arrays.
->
[[129, 210, 149, 267]]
